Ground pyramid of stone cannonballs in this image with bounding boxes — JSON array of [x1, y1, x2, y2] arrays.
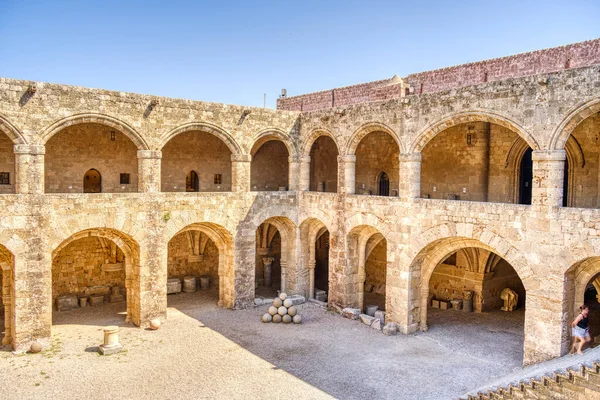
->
[[261, 293, 302, 324]]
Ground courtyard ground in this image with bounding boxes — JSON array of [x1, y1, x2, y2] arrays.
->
[[0, 290, 525, 399]]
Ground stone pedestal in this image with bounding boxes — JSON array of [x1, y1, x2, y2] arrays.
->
[[263, 257, 274, 287], [199, 276, 210, 290], [99, 326, 123, 355], [56, 295, 78, 311], [89, 295, 104, 306], [183, 276, 197, 293]]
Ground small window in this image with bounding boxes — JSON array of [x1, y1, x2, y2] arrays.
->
[[0, 172, 9, 185], [120, 173, 130, 185], [214, 174, 222, 184]]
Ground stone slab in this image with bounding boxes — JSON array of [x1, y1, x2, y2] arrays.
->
[[288, 295, 306, 306], [56, 295, 78, 312], [371, 319, 382, 330], [99, 344, 123, 355], [383, 322, 398, 336], [342, 308, 361, 320], [374, 310, 386, 325], [359, 314, 376, 326]]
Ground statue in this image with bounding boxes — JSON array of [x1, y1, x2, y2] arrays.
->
[[500, 288, 518, 311]]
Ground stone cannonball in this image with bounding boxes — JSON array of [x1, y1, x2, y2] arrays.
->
[[277, 306, 288, 316], [282, 314, 292, 324], [283, 298, 293, 308], [287, 306, 297, 317], [273, 298, 283, 308], [262, 313, 273, 323], [272, 314, 282, 323], [279, 292, 288, 301], [30, 341, 43, 353], [268, 306, 278, 316], [149, 318, 161, 330], [293, 315, 302, 324]]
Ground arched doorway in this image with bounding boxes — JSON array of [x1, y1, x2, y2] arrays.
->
[[314, 230, 330, 301], [83, 169, 101, 193], [45, 123, 139, 193], [166, 223, 235, 308], [347, 225, 387, 312], [355, 131, 399, 196], [51, 229, 141, 327], [299, 218, 331, 301], [518, 148, 533, 205], [255, 217, 296, 299], [309, 135, 338, 193], [186, 170, 199, 192], [251, 140, 289, 191], [377, 172, 390, 196], [161, 130, 233, 192]]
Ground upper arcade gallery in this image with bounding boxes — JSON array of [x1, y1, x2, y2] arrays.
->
[[0, 103, 598, 209]]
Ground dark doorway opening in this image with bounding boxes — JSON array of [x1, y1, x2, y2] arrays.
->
[[518, 148, 533, 205], [186, 170, 199, 192], [378, 172, 390, 196], [83, 169, 101, 193], [563, 159, 569, 207]]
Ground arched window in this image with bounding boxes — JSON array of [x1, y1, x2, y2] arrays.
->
[[186, 170, 199, 192], [378, 172, 390, 196], [83, 169, 101, 193], [518, 148, 533, 205]]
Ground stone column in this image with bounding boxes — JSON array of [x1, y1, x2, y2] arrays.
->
[[280, 259, 287, 293], [231, 154, 251, 192], [299, 155, 311, 191], [137, 150, 162, 193], [288, 156, 299, 191], [308, 259, 316, 299], [532, 150, 566, 207], [14, 144, 45, 195], [262, 257, 274, 287], [342, 155, 356, 195], [399, 153, 421, 199]]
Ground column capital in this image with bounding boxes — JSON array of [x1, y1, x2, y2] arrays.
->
[[288, 156, 299, 163], [399, 152, 422, 162], [299, 155, 311, 163], [231, 153, 251, 162], [13, 144, 45, 155], [137, 150, 162, 159], [532, 150, 566, 162], [342, 154, 356, 163]]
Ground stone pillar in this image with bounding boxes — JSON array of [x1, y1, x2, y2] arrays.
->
[[231, 154, 251, 192], [308, 259, 316, 299], [299, 155, 311, 191], [288, 156, 299, 191], [523, 288, 564, 365], [280, 259, 287, 293], [342, 155, 356, 195], [14, 144, 45, 195], [137, 150, 162, 193], [262, 257, 274, 287], [399, 153, 421, 199], [532, 150, 566, 207], [1, 264, 12, 345]]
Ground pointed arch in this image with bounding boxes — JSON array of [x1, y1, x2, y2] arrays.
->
[[345, 122, 403, 155], [301, 128, 340, 157], [160, 122, 242, 156], [550, 97, 600, 150], [251, 128, 297, 158]]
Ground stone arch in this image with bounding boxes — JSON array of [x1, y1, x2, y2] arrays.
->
[[255, 216, 297, 295], [346, 224, 388, 311], [41, 113, 149, 150], [51, 228, 142, 326], [404, 223, 534, 332], [251, 128, 297, 158], [301, 128, 340, 157], [550, 97, 600, 150], [167, 222, 235, 308], [504, 137, 531, 203], [159, 122, 242, 156], [299, 218, 331, 299], [410, 110, 538, 153], [345, 122, 403, 156], [0, 114, 27, 144]]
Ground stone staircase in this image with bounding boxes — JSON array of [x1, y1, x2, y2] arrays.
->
[[462, 347, 600, 399]]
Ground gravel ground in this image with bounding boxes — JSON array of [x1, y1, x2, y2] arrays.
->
[[0, 290, 525, 399]]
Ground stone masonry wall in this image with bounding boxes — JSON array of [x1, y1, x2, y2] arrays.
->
[[355, 131, 399, 195], [167, 232, 219, 285], [251, 140, 289, 191], [0, 131, 14, 194], [309, 135, 338, 193]]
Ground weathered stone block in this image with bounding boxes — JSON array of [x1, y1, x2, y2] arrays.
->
[[288, 294, 306, 305], [371, 319, 382, 330], [167, 278, 182, 294], [383, 322, 398, 336], [56, 295, 78, 312], [439, 301, 449, 310], [342, 308, 361, 320], [432, 300, 440, 308], [89, 295, 104, 306], [99, 343, 123, 355], [374, 310, 386, 325], [359, 314, 376, 326]]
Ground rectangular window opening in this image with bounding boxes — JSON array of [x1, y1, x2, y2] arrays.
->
[[120, 173, 130, 185], [214, 174, 222, 184], [0, 172, 9, 185]]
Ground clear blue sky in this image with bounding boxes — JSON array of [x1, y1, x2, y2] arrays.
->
[[1, 1, 598, 108]]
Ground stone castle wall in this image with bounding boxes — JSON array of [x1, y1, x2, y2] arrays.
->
[[0, 40, 599, 368]]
